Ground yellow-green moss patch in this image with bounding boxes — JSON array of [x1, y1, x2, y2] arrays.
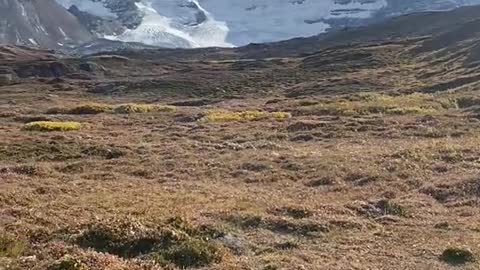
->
[[114, 104, 177, 114], [24, 121, 82, 132], [47, 103, 176, 115], [201, 111, 291, 122], [298, 93, 457, 116]]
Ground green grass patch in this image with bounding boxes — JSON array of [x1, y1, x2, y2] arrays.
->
[[24, 121, 82, 132], [0, 233, 25, 258]]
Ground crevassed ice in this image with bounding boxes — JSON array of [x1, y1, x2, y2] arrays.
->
[[197, 0, 388, 45], [54, 0, 390, 48], [54, 0, 480, 48], [114, 0, 232, 48]]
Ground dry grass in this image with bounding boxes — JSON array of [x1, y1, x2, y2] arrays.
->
[[24, 121, 82, 132], [2, 90, 480, 269]]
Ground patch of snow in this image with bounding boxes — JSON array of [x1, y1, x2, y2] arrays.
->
[[58, 27, 66, 37], [109, 1, 232, 48], [58, 27, 72, 40], [19, 3, 27, 17], [28, 38, 38, 45], [114, 0, 388, 47]]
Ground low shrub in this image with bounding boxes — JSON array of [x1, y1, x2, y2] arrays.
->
[[67, 104, 114, 114], [271, 206, 313, 219], [46, 104, 112, 115], [48, 256, 86, 270], [456, 96, 480, 108], [47, 103, 176, 115], [24, 121, 82, 132], [201, 110, 291, 122], [158, 239, 222, 268], [298, 93, 456, 116], [75, 218, 224, 268], [14, 115, 52, 123], [377, 200, 407, 217], [0, 233, 25, 258], [440, 248, 475, 265], [114, 104, 176, 114]]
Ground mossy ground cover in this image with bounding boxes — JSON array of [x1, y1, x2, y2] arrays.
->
[[24, 121, 82, 132], [47, 103, 176, 115], [201, 110, 291, 122], [296, 93, 458, 116]]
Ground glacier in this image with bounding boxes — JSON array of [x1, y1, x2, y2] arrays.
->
[[115, 1, 233, 47], [55, 0, 480, 48]]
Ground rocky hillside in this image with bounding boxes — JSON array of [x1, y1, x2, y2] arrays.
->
[[0, 0, 93, 49]]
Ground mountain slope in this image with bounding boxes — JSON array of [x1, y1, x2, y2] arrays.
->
[[55, 0, 480, 48], [0, 0, 94, 49], [2, 4, 480, 97]]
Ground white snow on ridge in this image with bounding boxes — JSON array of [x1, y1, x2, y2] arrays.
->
[[53, 0, 390, 48], [54, 0, 480, 48], [132, 0, 388, 47], [28, 38, 38, 45], [196, 0, 388, 45], [112, 1, 232, 48]]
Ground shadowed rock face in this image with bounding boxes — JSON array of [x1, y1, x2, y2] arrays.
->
[[0, 0, 93, 49]]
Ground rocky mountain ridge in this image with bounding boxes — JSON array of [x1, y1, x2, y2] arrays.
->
[[1, 0, 480, 52]]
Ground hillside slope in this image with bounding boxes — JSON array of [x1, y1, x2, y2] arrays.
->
[[2, 5, 480, 96], [0, 0, 93, 49]]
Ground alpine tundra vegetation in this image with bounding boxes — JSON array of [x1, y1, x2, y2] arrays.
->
[[1, 2, 480, 270]]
